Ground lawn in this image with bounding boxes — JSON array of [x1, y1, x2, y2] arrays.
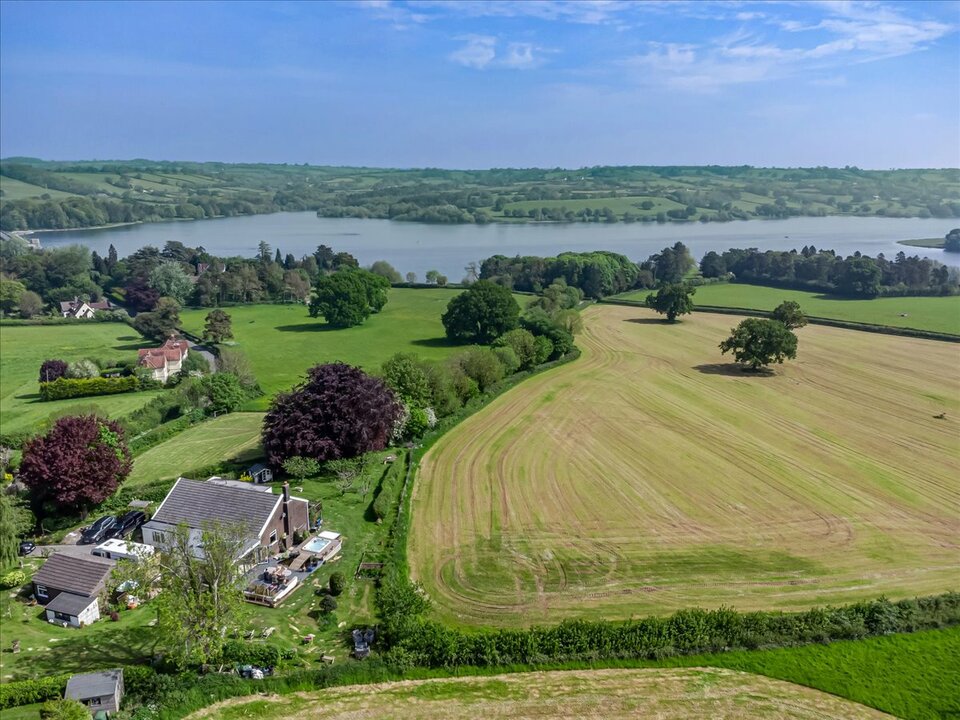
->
[[0, 324, 161, 436], [179, 289, 526, 408], [192, 667, 889, 720], [125, 413, 266, 488], [614, 283, 960, 335], [0, 557, 158, 681], [410, 305, 960, 627], [685, 627, 960, 720]]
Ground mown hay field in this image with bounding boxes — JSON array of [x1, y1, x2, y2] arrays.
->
[[125, 412, 265, 488], [192, 667, 890, 720], [410, 305, 960, 627]]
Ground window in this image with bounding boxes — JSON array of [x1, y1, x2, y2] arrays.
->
[[269, 530, 278, 545], [35, 584, 48, 599], [88, 698, 102, 706]]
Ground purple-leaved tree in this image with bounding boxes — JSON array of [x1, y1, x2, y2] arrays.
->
[[262, 363, 401, 467]]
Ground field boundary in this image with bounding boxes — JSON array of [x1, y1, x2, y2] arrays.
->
[[598, 297, 960, 342]]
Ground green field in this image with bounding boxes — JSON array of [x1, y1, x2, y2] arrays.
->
[[192, 667, 889, 720], [125, 413, 266, 488], [411, 305, 960, 626], [0, 324, 160, 436], [680, 627, 960, 720], [615, 283, 960, 335], [179, 289, 524, 408]]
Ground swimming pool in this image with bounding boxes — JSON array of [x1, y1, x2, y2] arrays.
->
[[302, 536, 330, 554]]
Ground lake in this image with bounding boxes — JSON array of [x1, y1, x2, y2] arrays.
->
[[34, 213, 959, 280]]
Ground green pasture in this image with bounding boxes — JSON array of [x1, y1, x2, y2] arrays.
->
[[180, 289, 524, 407], [0, 324, 161, 436], [0, 177, 78, 201], [125, 412, 266, 488], [614, 283, 960, 335]]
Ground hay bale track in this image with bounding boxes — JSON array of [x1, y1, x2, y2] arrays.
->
[[410, 305, 960, 627], [191, 667, 892, 719]]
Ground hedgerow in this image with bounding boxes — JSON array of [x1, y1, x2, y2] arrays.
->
[[39, 375, 139, 401]]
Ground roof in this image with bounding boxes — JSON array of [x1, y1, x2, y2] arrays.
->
[[88, 300, 112, 310], [137, 354, 166, 369], [248, 463, 269, 474], [45, 592, 97, 616], [94, 539, 155, 557], [206, 478, 274, 494], [149, 478, 282, 536], [33, 553, 113, 596], [66, 670, 123, 700]]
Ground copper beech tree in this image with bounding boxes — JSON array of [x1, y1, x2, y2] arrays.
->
[[19, 415, 133, 516], [261, 363, 402, 467]]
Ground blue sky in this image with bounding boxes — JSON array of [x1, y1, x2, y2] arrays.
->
[[1, 0, 957, 168]]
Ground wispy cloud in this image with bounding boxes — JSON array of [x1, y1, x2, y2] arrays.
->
[[449, 36, 547, 70], [449, 35, 497, 69], [622, 1, 955, 92]]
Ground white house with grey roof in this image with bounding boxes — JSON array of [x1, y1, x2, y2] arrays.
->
[[141, 477, 309, 563]]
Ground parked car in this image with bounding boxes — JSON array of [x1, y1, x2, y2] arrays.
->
[[18, 541, 35, 556], [107, 510, 147, 539], [79, 515, 117, 544]]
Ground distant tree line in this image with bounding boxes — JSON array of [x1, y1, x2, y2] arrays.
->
[[3, 160, 957, 230], [480, 251, 643, 298], [700, 246, 958, 298]]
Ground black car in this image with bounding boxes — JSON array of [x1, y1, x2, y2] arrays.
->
[[79, 515, 117, 545], [107, 510, 147, 540], [18, 541, 35, 556]]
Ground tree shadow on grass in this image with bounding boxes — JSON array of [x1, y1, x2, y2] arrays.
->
[[623, 317, 670, 326], [409, 337, 458, 349], [112, 342, 152, 351], [694, 363, 776, 378], [15, 393, 41, 401], [275, 323, 340, 333]]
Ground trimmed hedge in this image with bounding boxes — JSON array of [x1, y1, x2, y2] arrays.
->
[[0, 674, 71, 709], [378, 594, 960, 669], [39, 375, 140, 401], [219, 641, 297, 668]]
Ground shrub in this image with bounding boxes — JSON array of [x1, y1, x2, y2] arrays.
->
[[328, 571, 346, 597], [38, 359, 68, 383], [405, 407, 429, 440], [219, 640, 295, 667], [66, 359, 100, 379], [319, 595, 338, 613], [39, 376, 139, 401], [39, 700, 89, 720], [282, 456, 321, 479], [0, 569, 26, 589]]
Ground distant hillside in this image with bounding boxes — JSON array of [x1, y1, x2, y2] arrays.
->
[[1, 159, 958, 230]]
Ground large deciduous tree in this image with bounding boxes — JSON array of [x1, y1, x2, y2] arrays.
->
[[19, 415, 132, 515], [148, 261, 193, 305], [309, 269, 389, 328], [262, 363, 402, 466], [442, 280, 519, 344], [645, 283, 695, 322], [380, 353, 431, 407], [771, 300, 808, 330], [203, 309, 233, 343], [132, 297, 181, 341], [156, 522, 249, 667], [719, 318, 798, 371]]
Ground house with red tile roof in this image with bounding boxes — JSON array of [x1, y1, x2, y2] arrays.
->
[[137, 336, 189, 382]]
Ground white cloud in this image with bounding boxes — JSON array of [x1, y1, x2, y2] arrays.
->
[[449, 35, 497, 69], [622, 1, 955, 92], [448, 36, 548, 70]]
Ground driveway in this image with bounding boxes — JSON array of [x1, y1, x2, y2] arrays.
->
[[185, 340, 216, 372]]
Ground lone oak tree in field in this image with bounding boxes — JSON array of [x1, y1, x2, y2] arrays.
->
[[646, 283, 695, 322], [771, 300, 808, 330], [262, 363, 402, 466], [442, 280, 519, 344], [310, 269, 390, 328], [719, 318, 798, 371], [203, 309, 233, 342], [19, 415, 132, 516]]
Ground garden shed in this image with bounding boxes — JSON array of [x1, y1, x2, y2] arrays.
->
[[65, 669, 124, 715]]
